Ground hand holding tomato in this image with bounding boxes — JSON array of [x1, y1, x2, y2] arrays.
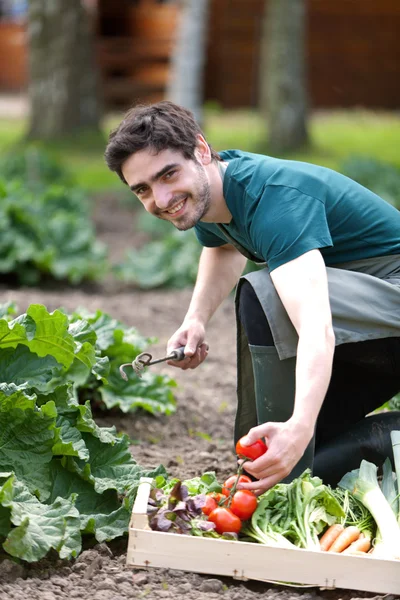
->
[[234, 420, 312, 494], [235, 436, 267, 460]]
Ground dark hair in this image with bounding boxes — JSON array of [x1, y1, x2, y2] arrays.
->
[[104, 101, 221, 184]]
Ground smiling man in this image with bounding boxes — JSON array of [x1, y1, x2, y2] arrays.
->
[[105, 101, 400, 493]]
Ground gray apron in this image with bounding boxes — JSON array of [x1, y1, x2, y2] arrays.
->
[[232, 250, 400, 443]]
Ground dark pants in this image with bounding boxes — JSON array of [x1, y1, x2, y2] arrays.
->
[[238, 280, 400, 450]]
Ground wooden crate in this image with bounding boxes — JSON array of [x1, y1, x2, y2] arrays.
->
[[127, 478, 400, 595]]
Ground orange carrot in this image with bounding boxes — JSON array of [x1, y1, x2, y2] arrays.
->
[[328, 526, 361, 553], [319, 524, 345, 551], [343, 535, 371, 554]]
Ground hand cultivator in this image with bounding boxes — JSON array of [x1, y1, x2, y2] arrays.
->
[[119, 346, 186, 379]]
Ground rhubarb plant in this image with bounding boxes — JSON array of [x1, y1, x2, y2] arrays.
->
[[0, 303, 174, 561]]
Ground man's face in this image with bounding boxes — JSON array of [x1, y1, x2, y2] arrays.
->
[[121, 148, 211, 231]]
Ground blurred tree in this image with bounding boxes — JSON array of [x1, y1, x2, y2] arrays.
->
[[166, 0, 210, 125], [26, 0, 102, 140], [259, 0, 309, 152]]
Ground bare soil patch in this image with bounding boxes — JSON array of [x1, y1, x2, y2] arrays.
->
[[0, 194, 396, 600]]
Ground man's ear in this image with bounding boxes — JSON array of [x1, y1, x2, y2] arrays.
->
[[195, 134, 212, 165]]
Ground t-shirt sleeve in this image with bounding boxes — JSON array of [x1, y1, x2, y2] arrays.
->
[[250, 185, 333, 271], [194, 222, 228, 248]]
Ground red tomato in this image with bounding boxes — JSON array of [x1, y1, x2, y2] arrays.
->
[[222, 474, 252, 497], [230, 490, 258, 521], [208, 507, 242, 535], [235, 437, 267, 461], [208, 492, 225, 504], [201, 495, 218, 516]]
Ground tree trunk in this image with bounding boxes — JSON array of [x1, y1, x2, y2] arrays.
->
[[259, 0, 309, 153], [166, 0, 210, 125], [27, 0, 101, 140]]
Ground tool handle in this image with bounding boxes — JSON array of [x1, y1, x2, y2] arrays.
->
[[168, 346, 186, 361]]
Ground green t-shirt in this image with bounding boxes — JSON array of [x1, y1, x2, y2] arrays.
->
[[194, 150, 400, 272]]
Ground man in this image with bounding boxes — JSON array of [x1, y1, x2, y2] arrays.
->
[[105, 101, 400, 493]]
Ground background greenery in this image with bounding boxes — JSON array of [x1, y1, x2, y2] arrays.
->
[[1, 109, 400, 193]]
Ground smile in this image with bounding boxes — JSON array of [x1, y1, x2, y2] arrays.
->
[[167, 198, 186, 215]]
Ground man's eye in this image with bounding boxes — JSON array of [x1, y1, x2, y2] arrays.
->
[[165, 170, 176, 180], [136, 187, 146, 196]]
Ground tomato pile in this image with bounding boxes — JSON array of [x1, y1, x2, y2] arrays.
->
[[201, 436, 267, 534]]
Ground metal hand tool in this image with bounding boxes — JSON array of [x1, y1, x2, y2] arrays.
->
[[119, 346, 186, 379]]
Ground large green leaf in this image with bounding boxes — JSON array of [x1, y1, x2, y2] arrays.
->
[[79, 433, 143, 495], [101, 369, 176, 414], [83, 503, 131, 543], [0, 305, 76, 368], [0, 345, 61, 392], [0, 395, 57, 498], [52, 415, 89, 461], [0, 474, 81, 562], [75, 401, 121, 444], [0, 385, 37, 411]]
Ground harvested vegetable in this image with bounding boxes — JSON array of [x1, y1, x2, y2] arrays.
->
[[339, 460, 400, 560], [208, 507, 242, 535], [222, 474, 252, 497], [328, 526, 361, 553], [343, 533, 371, 554], [229, 490, 258, 521], [202, 495, 218, 516], [242, 470, 344, 550], [319, 524, 345, 551], [235, 437, 267, 461]]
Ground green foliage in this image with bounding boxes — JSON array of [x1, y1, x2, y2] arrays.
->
[[114, 212, 262, 289], [0, 158, 108, 285], [340, 156, 400, 209], [114, 228, 201, 289], [0, 303, 174, 561], [70, 307, 177, 415], [242, 470, 345, 550], [0, 146, 73, 189]]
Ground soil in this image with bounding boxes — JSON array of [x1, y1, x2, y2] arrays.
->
[[0, 193, 398, 600]]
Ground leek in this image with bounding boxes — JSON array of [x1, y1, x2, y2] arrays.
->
[[390, 430, 400, 526], [339, 460, 400, 560]]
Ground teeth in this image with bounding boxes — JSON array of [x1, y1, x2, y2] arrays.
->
[[168, 200, 185, 214]]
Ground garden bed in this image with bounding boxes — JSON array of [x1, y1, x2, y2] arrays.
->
[[0, 193, 395, 600]]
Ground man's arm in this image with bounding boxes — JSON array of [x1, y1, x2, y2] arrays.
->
[[239, 249, 335, 491], [167, 244, 247, 369]]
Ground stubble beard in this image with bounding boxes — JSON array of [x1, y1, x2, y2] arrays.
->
[[158, 162, 211, 232]]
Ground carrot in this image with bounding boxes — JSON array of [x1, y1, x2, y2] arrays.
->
[[343, 534, 371, 554], [319, 524, 345, 551], [328, 526, 361, 553]]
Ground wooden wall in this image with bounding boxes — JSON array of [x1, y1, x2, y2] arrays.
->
[[205, 0, 400, 109], [204, 0, 265, 108], [1, 0, 400, 110], [307, 0, 400, 108]]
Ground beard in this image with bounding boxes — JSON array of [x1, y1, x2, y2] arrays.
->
[[156, 160, 211, 231]]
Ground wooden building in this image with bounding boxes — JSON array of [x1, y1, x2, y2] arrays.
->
[[0, 0, 399, 110]]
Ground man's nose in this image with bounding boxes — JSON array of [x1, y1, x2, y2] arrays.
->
[[153, 186, 172, 210]]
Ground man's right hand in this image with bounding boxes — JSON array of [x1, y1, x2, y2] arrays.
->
[[167, 318, 209, 370]]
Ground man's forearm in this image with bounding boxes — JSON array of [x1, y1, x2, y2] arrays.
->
[[291, 329, 335, 440], [185, 246, 247, 326]]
